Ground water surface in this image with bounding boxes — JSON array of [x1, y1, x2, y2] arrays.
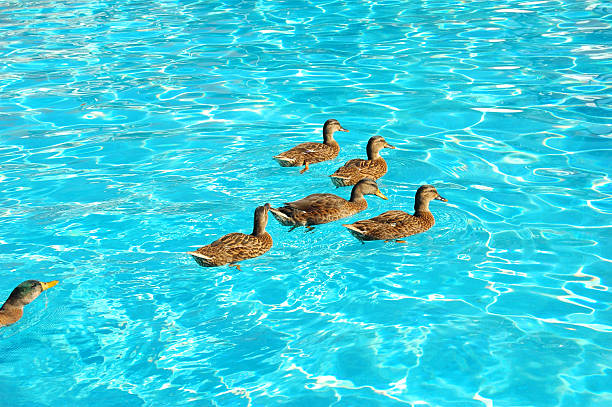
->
[[0, 0, 611, 406]]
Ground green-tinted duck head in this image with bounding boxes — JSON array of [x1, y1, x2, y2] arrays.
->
[[3, 280, 59, 308]]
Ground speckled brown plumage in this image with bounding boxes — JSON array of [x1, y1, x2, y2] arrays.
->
[[274, 119, 348, 173], [188, 204, 273, 268], [1, 280, 58, 327], [343, 185, 447, 242], [330, 136, 395, 187], [270, 178, 387, 229]]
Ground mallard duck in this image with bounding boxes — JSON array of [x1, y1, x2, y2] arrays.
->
[[330, 135, 395, 187], [270, 178, 387, 231], [343, 185, 447, 242], [188, 204, 273, 271], [274, 119, 348, 173], [0, 280, 59, 327]]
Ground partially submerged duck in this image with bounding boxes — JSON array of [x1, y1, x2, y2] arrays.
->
[[330, 135, 395, 187], [188, 204, 273, 271], [270, 178, 387, 231], [343, 185, 447, 242], [274, 119, 348, 173], [0, 280, 59, 327]]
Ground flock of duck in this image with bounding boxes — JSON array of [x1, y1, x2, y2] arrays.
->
[[188, 119, 448, 270], [0, 119, 447, 327]]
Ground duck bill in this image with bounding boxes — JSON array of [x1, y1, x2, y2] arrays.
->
[[41, 280, 59, 291], [435, 195, 448, 202], [338, 126, 349, 132], [375, 190, 388, 200], [384, 143, 396, 149]]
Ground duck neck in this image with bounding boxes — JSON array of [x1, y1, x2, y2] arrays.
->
[[366, 144, 381, 160], [414, 199, 431, 214], [350, 188, 363, 202], [252, 214, 268, 237], [349, 190, 368, 209], [323, 129, 337, 146], [0, 302, 23, 327]]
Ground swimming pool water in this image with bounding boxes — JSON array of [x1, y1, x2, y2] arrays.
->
[[1, 0, 611, 406]]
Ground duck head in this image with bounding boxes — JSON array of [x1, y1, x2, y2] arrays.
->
[[366, 136, 395, 159], [350, 178, 388, 201], [414, 185, 447, 212], [322, 119, 348, 142], [2, 280, 58, 308]]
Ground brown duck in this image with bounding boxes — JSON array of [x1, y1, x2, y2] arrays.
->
[[343, 185, 447, 242], [1, 280, 59, 327], [188, 204, 273, 271], [330, 135, 395, 187], [269, 178, 387, 231], [274, 119, 348, 173]]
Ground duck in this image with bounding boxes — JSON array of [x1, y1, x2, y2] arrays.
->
[[188, 204, 273, 271], [269, 178, 387, 231], [274, 119, 348, 173], [0, 280, 59, 327], [343, 185, 447, 242], [330, 135, 395, 187]]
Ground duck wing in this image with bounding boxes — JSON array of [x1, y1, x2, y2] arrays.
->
[[343, 211, 414, 241], [364, 210, 413, 224], [208, 232, 254, 248], [275, 142, 326, 160], [275, 141, 339, 167], [330, 158, 386, 186], [188, 232, 248, 267], [345, 158, 375, 169], [285, 193, 347, 211], [290, 142, 328, 154], [331, 158, 367, 175], [191, 232, 270, 265]]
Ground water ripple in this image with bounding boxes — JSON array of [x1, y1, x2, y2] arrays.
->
[[1, 0, 611, 406]]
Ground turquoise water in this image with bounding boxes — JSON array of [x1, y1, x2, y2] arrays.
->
[[1, 0, 611, 405]]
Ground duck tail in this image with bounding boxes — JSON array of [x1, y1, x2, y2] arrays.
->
[[342, 223, 362, 232], [269, 207, 296, 226], [330, 174, 350, 187], [342, 223, 367, 240], [188, 251, 215, 267], [273, 155, 297, 167]]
